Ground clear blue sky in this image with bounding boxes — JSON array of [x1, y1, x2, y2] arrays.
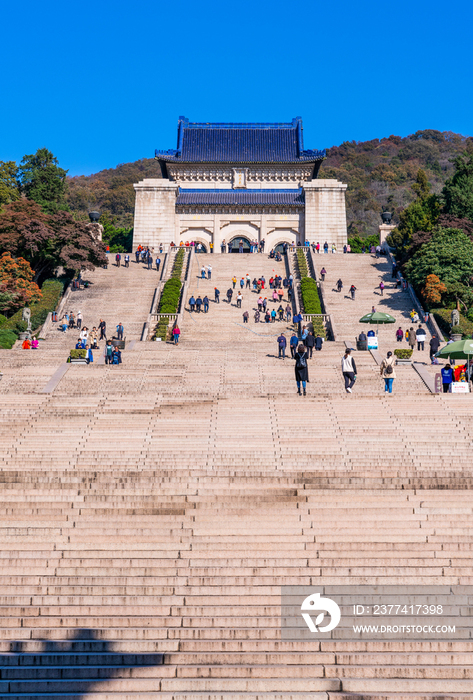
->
[[1, 0, 472, 176]]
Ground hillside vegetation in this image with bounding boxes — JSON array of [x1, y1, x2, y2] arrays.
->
[[65, 130, 472, 234]]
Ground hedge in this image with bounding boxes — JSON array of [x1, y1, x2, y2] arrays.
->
[[70, 348, 87, 359], [432, 308, 473, 339], [170, 248, 186, 280], [295, 249, 309, 277], [0, 329, 19, 349], [347, 234, 380, 253], [153, 318, 169, 341], [158, 277, 182, 313], [394, 348, 413, 359], [300, 277, 322, 314], [2, 279, 64, 337], [0, 314, 7, 328]]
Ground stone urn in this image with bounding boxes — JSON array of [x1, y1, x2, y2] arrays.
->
[[88, 211, 100, 222], [381, 211, 392, 225], [451, 333, 462, 341]]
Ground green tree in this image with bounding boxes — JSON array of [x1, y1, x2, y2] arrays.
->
[[387, 169, 440, 254], [405, 228, 473, 299], [0, 161, 20, 207], [18, 148, 69, 214], [99, 213, 133, 253], [442, 153, 473, 222]]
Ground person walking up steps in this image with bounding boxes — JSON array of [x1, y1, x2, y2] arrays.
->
[[416, 324, 426, 351], [379, 281, 385, 296], [207, 264, 212, 280], [350, 284, 357, 300], [336, 279, 343, 293], [232, 276, 237, 289], [214, 288, 220, 303], [294, 343, 309, 395], [203, 296, 209, 313], [227, 288, 233, 304], [277, 332, 286, 359], [243, 310, 249, 323], [290, 332, 298, 358], [236, 292, 242, 308], [380, 350, 396, 393], [254, 309, 260, 323], [342, 348, 357, 393]]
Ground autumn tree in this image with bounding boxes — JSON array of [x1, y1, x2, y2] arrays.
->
[[421, 274, 447, 307], [0, 200, 107, 283], [0, 253, 42, 315], [18, 148, 69, 214]]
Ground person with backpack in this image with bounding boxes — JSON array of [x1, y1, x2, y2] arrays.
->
[[342, 348, 357, 393], [336, 279, 343, 293], [380, 351, 396, 393], [124, 254, 130, 268], [115, 252, 121, 267], [379, 281, 385, 296], [350, 284, 357, 300], [277, 333, 286, 359], [214, 288, 220, 303], [104, 341, 113, 365], [294, 343, 309, 395], [441, 363, 454, 393]]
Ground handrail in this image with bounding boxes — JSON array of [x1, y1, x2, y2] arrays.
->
[[177, 248, 194, 326], [38, 280, 74, 340]]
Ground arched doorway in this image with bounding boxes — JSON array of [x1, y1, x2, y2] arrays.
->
[[228, 236, 251, 253], [274, 242, 289, 254], [194, 241, 208, 253]]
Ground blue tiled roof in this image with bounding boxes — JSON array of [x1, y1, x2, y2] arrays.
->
[[176, 188, 304, 207], [156, 117, 325, 164]]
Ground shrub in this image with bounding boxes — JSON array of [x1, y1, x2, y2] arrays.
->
[[153, 317, 169, 341], [170, 249, 186, 279], [70, 348, 87, 359], [0, 314, 7, 327], [295, 249, 309, 277], [432, 308, 473, 339], [158, 277, 182, 313], [347, 233, 379, 253], [0, 329, 18, 349], [15, 320, 27, 333], [300, 277, 322, 314], [394, 348, 413, 359], [2, 279, 64, 337]]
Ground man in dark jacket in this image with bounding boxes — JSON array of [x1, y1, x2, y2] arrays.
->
[[277, 333, 287, 359], [290, 333, 298, 358], [195, 296, 203, 313], [429, 334, 440, 361], [315, 334, 323, 351], [305, 331, 316, 358], [214, 288, 220, 303], [203, 296, 209, 313], [189, 296, 196, 312], [227, 289, 233, 304], [99, 319, 106, 341]]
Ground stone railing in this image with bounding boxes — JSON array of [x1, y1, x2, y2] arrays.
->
[[38, 280, 74, 340], [146, 248, 194, 340], [177, 248, 195, 325]]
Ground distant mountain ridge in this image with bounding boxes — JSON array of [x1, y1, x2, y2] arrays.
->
[[66, 129, 472, 234]]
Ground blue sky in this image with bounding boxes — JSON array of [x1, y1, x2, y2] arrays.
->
[[1, 0, 472, 176]]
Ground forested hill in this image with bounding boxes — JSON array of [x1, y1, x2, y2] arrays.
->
[[66, 129, 472, 235]]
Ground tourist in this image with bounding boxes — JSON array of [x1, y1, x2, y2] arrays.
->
[[294, 343, 309, 395], [252, 277, 257, 291], [124, 254, 130, 268], [331, 243, 336, 253], [380, 351, 396, 394], [31, 337, 39, 349], [429, 334, 440, 362], [412, 311, 419, 323], [262, 298, 268, 313], [69, 312, 75, 329], [396, 327, 404, 343], [254, 309, 260, 323], [22, 337, 31, 349], [375, 245, 381, 258], [392, 261, 397, 278], [305, 331, 315, 358], [240, 278, 245, 289], [99, 319, 106, 340], [343, 244, 347, 254], [261, 276, 265, 289], [272, 290, 278, 303], [201, 266, 206, 279], [315, 334, 323, 351], [195, 296, 203, 312], [111, 346, 122, 364], [347, 244, 351, 253], [372, 306, 376, 314], [286, 304, 292, 323], [416, 324, 426, 351], [227, 289, 233, 304], [242, 310, 249, 323], [236, 292, 242, 309], [156, 257, 161, 272], [75, 339, 82, 349], [264, 311, 270, 323], [301, 325, 308, 342], [90, 327, 98, 348], [294, 312, 302, 337], [362, 245, 366, 254], [342, 348, 357, 393], [408, 327, 416, 351], [116, 323, 124, 340], [270, 308, 276, 322], [336, 279, 343, 293], [239, 240, 243, 253], [203, 296, 209, 313], [207, 264, 212, 280], [441, 363, 454, 393], [104, 341, 113, 364], [316, 242, 320, 254], [277, 305, 284, 321], [257, 297, 263, 312], [221, 239, 226, 253], [147, 254, 153, 269], [379, 281, 385, 296], [85, 344, 94, 364], [189, 295, 196, 311], [80, 327, 88, 345], [116, 252, 121, 267], [350, 284, 357, 300], [76, 311, 82, 330], [277, 332, 286, 359], [135, 249, 140, 264], [277, 289, 284, 303], [246, 274, 251, 289], [320, 267, 326, 282], [232, 276, 237, 289], [172, 325, 180, 344], [214, 288, 220, 303], [290, 333, 298, 358]]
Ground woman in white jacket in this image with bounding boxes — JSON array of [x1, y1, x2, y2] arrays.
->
[[342, 349, 357, 393]]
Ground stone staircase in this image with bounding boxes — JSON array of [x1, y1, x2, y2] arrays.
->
[[0, 251, 471, 698]]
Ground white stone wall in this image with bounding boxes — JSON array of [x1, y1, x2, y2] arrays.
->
[[133, 179, 178, 252], [303, 179, 347, 250]]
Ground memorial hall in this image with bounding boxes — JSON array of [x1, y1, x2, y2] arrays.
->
[[133, 116, 348, 252]]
